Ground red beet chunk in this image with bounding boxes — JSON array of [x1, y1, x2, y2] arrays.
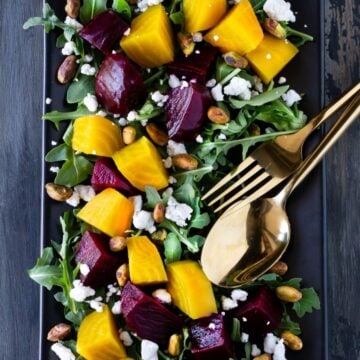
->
[[91, 158, 138, 196], [79, 10, 129, 54], [190, 313, 233, 360], [96, 53, 147, 115], [167, 46, 218, 83], [121, 282, 183, 346], [165, 83, 212, 141], [232, 286, 283, 337], [75, 231, 125, 288]]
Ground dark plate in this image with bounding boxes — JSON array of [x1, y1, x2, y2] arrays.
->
[[40, 0, 327, 359]]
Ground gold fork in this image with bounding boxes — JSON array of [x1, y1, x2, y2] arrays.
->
[[202, 81, 360, 212]]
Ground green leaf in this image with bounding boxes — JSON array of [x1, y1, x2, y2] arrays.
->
[[80, 0, 107, 23], [189, 212, 211, 230], [67, 76, 96, 104], [144, 186, 162, 208], [43, 106, 93, 129], [54, 154, 93, 187], [45, 144, 72, 163], [231, 318, 241, 342], [293, 287, 321, 317], [170, 11, 184, 25], [164, 233, 182, 263], [277, 312, 302, 336], [23, 4, 63, 32], [63, 123, 74, 146], [112, 0, 132, 20]]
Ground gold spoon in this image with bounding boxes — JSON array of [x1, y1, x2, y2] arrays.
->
[[201, 93, 360, 288]]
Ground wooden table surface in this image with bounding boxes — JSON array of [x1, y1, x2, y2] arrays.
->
[[0, 1, 359, 359]]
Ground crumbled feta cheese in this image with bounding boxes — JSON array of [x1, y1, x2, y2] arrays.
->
[[273, 339, 287, 360], [162, 187, 174, 198], [123, 28, 131, 36], [251, 344, 261, 356], [69, 280, 95, 302], [167, 140, 187, 156], [49, 166, 60, 173], [120, 331, 133, 346], [192, 32, 203, 42], [165, 196, 193, 227], [223, 77, 252, 100], [62, 41, 76, 55], [263, 0, 296, 22], [208, 323, 216, 330], [81, 64, 96, 76], [151, 91, 169, 107], [79, 263, 90, 276], [89, 299, 104, 312], [195, 49, 201, 54], [133, 210, 156, 233], [141, 339, 159, 360], [112, 300, 122, 315], [66, 191, 80, 207], [130, 195, 143, 212], [137, 0, 163, 12], [278, 76, 287, 84], [206, 78, 217, 88], [96, 110, 107, 117], [282, 89, 302, 107], [51, 342, 76, 360], [231, 289, 248, 302], [64, 16, 83, 31], [195, 134, 204, 143], [168, 176, 177, 184], [83, 93, 98, 112], [118, 117, 128, 126], [253, 75, 264, 92], [218, 133, 227, 140], [264, 333, 279, 354], [242, 317, 248, 322], [213, 34, 220, 41], [221, 296, 238, 311], [180, 80, 189, 89], [211, 83, 224, 101], [106, 284, 121, 302], [51, 140, 57, 146], [163, 157, 173, 168], [45, 97, 52, 105], [241, 332, 249, 343], [152, 289, 172, 304], [127, 110, 138, 121], [74, 185, 95, 202], [84, 54, 93, 63], [141, 119, 148, 127], [168, 74, 181, 88]]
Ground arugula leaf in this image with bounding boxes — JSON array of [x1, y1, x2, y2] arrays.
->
[[179, 328, 192, 360], [293, 287, 321, 317], [45, 144, 72, 162], [164, 233, 182, 263], [43, 106, 93, 129], [276, 312, 302, 336], [112, 0, 132, 20], [80, 0, 107, 23], [241, 342, 252, 360], [144, 186, 162, 208], [231, 318, 242, 342], [67, 76, 96, 104], [23, 4, 64, 32]]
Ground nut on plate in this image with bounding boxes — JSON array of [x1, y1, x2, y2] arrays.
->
[[171, 154, 199, 170], [177, 32, 195, 57], [45, 183, 73, 202], [253, 354, 271, 360], [122, 126, 137, 145], [65, 0, 80, 19], [281, 330, 303, 351], [276, 285, 302, 302], [109, 236, 128, 252], [57, 55, 78, 84], [47, 323, 72, 342], [168, 334, 182, 356], [153, 202, 165, 223], [263, 18, 287, 39], [270, 260, 288, 276], [151, 229, 168, 244], [223, 51, 249, 69], [145, 123, 169, 146], [207, 106, 229, 124], [116, 263, 129, 287]]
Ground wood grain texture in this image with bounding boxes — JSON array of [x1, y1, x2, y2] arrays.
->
[[325, 0, 360, 358]]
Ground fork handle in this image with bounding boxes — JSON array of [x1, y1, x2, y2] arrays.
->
[[282, 93, 360, 199]]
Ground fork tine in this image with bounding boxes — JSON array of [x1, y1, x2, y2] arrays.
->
[[207, 164, 264, 206], [201, 157, 255, 201], [214, 172, 270, 213]]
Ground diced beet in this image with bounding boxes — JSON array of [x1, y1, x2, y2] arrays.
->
[[121, 282, 183, 346], [96, 53, 147, 115], [232, 286, 283, 338], [167, 46, 218, 83], [79, 10, 129, 54], [165, 83, 212, 141], [91, 158, 138, 196], [75, 231, 125, 288], [190, 313, 233, 360]]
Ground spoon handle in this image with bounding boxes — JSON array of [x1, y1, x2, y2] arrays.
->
[[282, 93, 360, 199]]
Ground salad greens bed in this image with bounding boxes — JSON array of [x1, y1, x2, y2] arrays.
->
[[25, 1, 320, 359]]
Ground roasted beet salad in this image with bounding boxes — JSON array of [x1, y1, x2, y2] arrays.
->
[[24, 0, 319, 359]]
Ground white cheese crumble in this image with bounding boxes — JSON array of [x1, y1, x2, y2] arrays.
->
[[168, 176, 177, 184], [74, 185, 95, 202], [66, 191, 80, 207], [273, 339, 287, 360], [49, 166, 60, 173], [51, 342, 76, 360], [241, 332, 249, 343], [264, 333, 279, 354], [123, 28, 131, 36], [141, 339, 159, 360], [137, 0, 163, 12], [61, 41, 76, 55], [206, 78, 217, 88], [168, 74, 181, 88], [83, 93, 98, 112], [130, 195, 143, 212], [242, 317, 247, 322], [195, 49, 201, 54], [106, 283, 121, 302], [151, 91, 169, 107], [278, 76, 287, 84], [127, 110, 138, 121], [69, 280, 95, 302], [263, 0, 296, 22], [224, 77, 252, 100], [45, 97, 52, 105], [118, 117, 128, 126], [282, 89, 302, 107], [120, 331, 133, 346], [64, 16, 83, 31], [89, 299, 104, 312], [195, 134, 204, 143], [211, 83, 224, 101], [112, 300, 122, 315], [51, 140, 57, 146], [133, 210, 156, 233], [141, 119, 148, 127], [163, 157, 173, 168], [167, 140, 187, 156], [81, 64, 96, 76], [79, 263, 90, 276], [218, 133, 227, 140], [180, 80, 189, 89], [221, 296, 238, 311], [251, 344, 262, 356], [96, 110, 107, 117], [152, 289, 172, 304], [165, 196, 193, 227], [192, 32, 203, 42], [208, 322, 216, 330], [162, 187, 174, 199], [231, 289, 248, 302], [253, 75, 264, 93], [84, 54, 93, 63]]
